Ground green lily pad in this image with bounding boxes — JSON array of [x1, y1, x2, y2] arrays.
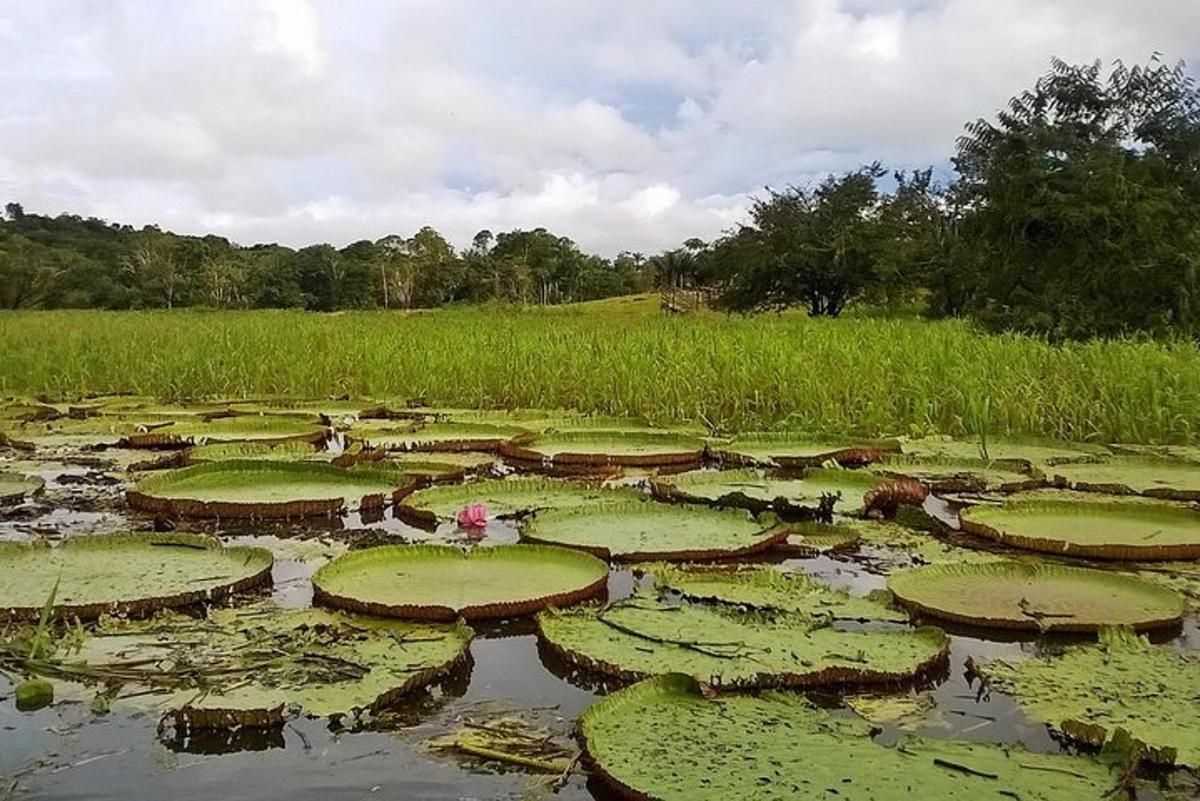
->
[[874, 455, 1045, 494], [987, 627, 1200, 766], [0, 470, 44, 504], [854, 518, 1003, 567], [713, 433, 900, 467], [2, 416, 155, 448], [382, 450, 496, 474], [1110, 443, 1200, 462], [522, 502, 788, 561], [1050, 455, 1200, 501], [901, 436, 1109, 466], [0, 533, 272, 621], [643, 562, 907, 622], [128, 460, 412, 519], [396, 477, 641, 527], [347, 421, 528, 452], [501, 429, 706, 467], [960, 497, 1200, 560], [181, 439, 329, 463], [539, 595, 948, 688], [67, 604, 473, 724], [313, 544, 609, 621], [579, 674, 1115, 800], [776, 520, 864, 556], [887, 562, 1184, 632], [651, 467, 885, 516], [122, 415, 328, 448]]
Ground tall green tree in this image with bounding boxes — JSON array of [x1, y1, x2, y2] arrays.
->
[[950, 56, 1200, 338]]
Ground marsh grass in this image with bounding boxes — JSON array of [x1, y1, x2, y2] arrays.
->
[[0, 298, 1197, 444]]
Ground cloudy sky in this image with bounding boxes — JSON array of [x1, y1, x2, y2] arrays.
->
[[2, 1, 1199, 255]]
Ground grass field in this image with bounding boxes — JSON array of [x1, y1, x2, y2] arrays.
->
[[1, 295, 1198, 444]]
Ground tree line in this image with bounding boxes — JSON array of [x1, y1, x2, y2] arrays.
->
[[3, 57, 1198, 339]]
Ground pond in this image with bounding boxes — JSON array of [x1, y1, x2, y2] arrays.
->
[[2, 414, 1198, 800]]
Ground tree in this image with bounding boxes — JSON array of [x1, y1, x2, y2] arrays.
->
[[949, 56, 1200, 338], [713, 165, 887, 316]]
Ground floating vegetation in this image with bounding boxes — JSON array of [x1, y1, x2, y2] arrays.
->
[[347, 421, 528, 452], [426, 712, 575, 774], [887, 562, 1184, 632], [712, 432, 900, 467], [0, 470, 44, 504], [853, 518, 1003, 568], [120, 415, 328, 448], [127, 460, 413, 519], [0, 533, 272, 621], [522, 502, 788, 561], [987, 627, 1200, 766], [901, 436, 1109, 466], [579, 674, 1115, 800], [538, 594, 948, 688], [179, 438, 329, 464], [395, 476, 640, 527], [873, 454, 1045, 494], [500, 429, 705, 468], [22, 604, 473, 725], [650, 467, 885, 517], [959, 497, 1200, 560], [1049, 455, 1200, 501], [642, 562, 907, 622], [312, 544, 608, 621], [775, 519, 864, 556]]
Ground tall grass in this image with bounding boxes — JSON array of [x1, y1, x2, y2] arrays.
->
[[1, 299, 1197, 444]]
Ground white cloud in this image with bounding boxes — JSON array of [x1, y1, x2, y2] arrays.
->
[[0, 0, 1198, 255]]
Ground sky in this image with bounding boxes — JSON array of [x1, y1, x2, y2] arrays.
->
[[2, 1, 1199, 256]]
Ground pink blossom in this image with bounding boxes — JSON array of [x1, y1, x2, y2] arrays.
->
[[456, 502, 488, 529]]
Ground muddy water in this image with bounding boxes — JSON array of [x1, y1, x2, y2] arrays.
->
[[0, 451, 1194, 800]]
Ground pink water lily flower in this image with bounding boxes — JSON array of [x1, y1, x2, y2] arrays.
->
[[456, 502, 488, 529]]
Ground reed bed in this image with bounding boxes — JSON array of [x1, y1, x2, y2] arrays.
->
[[1, 300, 1197, 444]]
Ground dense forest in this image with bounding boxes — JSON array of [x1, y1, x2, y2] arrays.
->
[[3, 57, 1198, 340]]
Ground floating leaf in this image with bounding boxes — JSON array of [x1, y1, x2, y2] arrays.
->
[[0, 533, 272, 621], [988, 627, 1200, 766], [313, 543, 608, 621], [887, 562, 1184, 632], [579, 674, 1115, 800]]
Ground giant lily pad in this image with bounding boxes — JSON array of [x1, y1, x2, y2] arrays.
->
[[0, 533, 272, 621], [396, 477, 641, 528], [873, 455, 1044, 494], [128, 460, 412, 519], [181, 439, 329, 464], [713, 433, 900, 468], [959, 498, 1200, 560], [0, 470, 44, 505], [987, 627, 1200, 766], [651, 467, 885, 516], [312, 543, 608, 621], [775, 520, 864, 556], [887, 562, 1184, 632], [538, 595, 948, 688], [122, 415, 328, 448], [347, 421, 528, 452], [643, 562, 906, 622], [522, 502, 788, 561], [501, 429, 705, 467], [579, 674, 1115, 800], [60, 604, 472, 725], [901, 436, 1109, 466], [1050, 455, 1200, 501]]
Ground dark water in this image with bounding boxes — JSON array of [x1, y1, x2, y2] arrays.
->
[[1, 450, 1194, 800]]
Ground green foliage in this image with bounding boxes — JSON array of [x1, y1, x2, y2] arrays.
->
[[949, 57, 1200, 338], [1, 303, 1198, 443]]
